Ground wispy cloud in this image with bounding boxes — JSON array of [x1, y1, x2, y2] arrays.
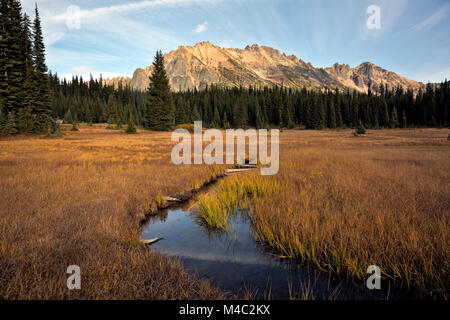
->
[[412, 3, 450, 31], [71, 66, 92, 74], [50, 0, 225, 22], [194, 21, 208, 34]]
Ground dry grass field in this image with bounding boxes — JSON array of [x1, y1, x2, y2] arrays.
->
[[0, 124, 224, 299], [198, 128, 450, 299], [0, 126, 449, 299]]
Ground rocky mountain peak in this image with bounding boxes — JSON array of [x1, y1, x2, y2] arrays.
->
[[103, 42, 424, 94]]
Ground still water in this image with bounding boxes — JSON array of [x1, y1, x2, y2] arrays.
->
[[141, 201, 393, 300]]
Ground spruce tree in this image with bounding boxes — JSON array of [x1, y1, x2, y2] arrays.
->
[[71, 120, 78, 131], [327, 100, 337, 128], [212, 106, 221, 128], [0, 109, 6, 134], [390, 106, 398, 128], [21, 13, 35, 120], [402, 110, 407, 128], [355, 119, 366, 135], [0, 0, 7, 110], [0, 0, 25, 118], [126, 112, 137, 134], [63, 109, 73, 124], [6, 111, 18, 135], [233, 96, 247, 128], [32, 4, 52, 133], [223, 111, 230, 129], [191, 104, 201, 122], [380, 98, 390, 128], [146, 50, 175, 131]]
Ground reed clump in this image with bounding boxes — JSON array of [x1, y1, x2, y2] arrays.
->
[[200, 129, 449, 299], [197, 175, 283, 231]]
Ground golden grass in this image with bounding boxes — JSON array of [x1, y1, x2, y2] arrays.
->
[[0, 124, 224, 299], [197, 176, 283, 231], [196, 128, 450, 299]]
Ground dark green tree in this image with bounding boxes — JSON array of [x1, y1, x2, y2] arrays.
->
[[390, 106, 399, 128], [233, 96, 247, 128], [6, 111, 18, 134], [126, 112, 137, 134], [32, 4, 53, 133], [356, 119, 366, 135], [146, 50, 175, 131], [327, 100, 337, 128], [212, 106, 221, 128], [0, 0, 25, 118], [380, 98, 390, 128]]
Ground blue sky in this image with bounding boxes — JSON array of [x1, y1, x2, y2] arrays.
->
[[21, 0, 450, 83]]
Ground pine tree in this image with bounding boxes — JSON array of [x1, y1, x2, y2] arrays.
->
[[21, 13, 35, 122], [233, 96, 247, 128], [380, 98, 390, 128], [254, 98, 263, 129], [402, 110, 407, 128], [6, 111, 18, 135], [327, 100, 337, 128], [0, 0, 7, 111], [146, 50, 175, 131], [355, 119, 366, 135], [223, 111, 230, 129], [0, 108, 6, 134], [32, 4, 52, 133], [390, 106, 398, 128], [106, 93, 118, 124], [212, 106, 221, 128], [174, 97, 187, 125], [0, 0, 26, 118], [191, 104, 201, 122], [126, 112, 137, 134], [63, 109, 73, 124], [71, 120, 78, 131]]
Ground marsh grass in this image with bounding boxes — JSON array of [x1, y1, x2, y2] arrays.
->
[[0, 124, 224, 299], [197, 175, 283, 231], [198, 129, 450, 299], [1, 126, 448, 299]]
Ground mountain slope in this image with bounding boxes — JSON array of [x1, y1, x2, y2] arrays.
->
[[104, 42, 424, 93]]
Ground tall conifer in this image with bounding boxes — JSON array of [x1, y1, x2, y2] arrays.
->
[[146, 50, 175, 131]]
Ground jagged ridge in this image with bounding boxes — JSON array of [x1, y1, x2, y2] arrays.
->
[[104, 42, 424, 93]]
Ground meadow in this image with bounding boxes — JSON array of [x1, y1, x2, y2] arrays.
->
[[0, 125, 448, 299], [198, 128, 450, 299], [0, 124, 224, 299]]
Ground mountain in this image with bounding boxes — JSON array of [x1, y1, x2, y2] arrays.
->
[[103, 42, 424, 93]]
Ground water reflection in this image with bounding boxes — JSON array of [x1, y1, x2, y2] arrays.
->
[[141, 202, 395, 300]]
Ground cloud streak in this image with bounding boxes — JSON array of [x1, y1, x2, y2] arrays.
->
[[50, 0, 225, 22], [412, 3, 450, 31]]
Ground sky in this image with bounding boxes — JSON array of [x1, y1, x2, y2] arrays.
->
[[20, 0, 450, 83]]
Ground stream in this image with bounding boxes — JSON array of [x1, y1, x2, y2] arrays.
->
[[141, 194, 397, 300]]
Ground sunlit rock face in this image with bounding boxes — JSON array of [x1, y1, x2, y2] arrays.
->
[[104, 42, 425, 93]]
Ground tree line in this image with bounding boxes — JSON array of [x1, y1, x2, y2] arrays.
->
[[51, 72, 449, 131], [0, 1, 54, 135], [1, 0, 448, 135]]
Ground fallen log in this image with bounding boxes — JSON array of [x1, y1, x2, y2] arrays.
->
[[140, 237, 164, 245], [164, 196, 182, 203], [226, 168, 254, 173]]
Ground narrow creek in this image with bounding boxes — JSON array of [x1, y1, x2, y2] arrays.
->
[[141, 194, 399, 300]]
